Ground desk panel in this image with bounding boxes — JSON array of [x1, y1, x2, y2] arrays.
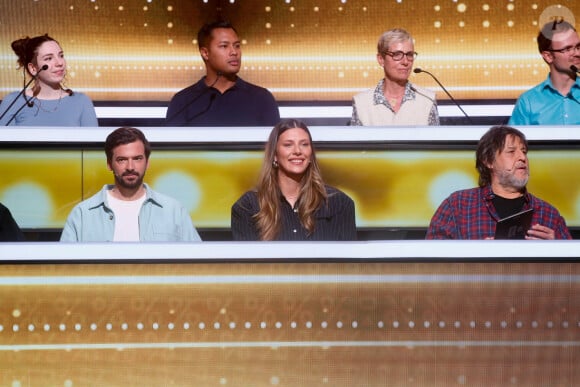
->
[[1, 240, 579, 386]]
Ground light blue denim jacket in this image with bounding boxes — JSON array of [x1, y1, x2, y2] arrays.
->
[[60, 184, 201, 242]]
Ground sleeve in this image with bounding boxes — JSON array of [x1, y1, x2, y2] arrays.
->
[[0, 203, 25, 241], [350, 97, 362, 126], [336, 194, 357, 240], [553, 217, 572, 240], [425, 198, 457, 239], [79, 94, 99, 126], [428, 102, 440, 126], [231, 193, 260, 241], [259, 89, 281, 126], [179, 205, 202, 242], [508, 96, 530, 125], [0, 92, 20, 126], [540, 203, 573, 240], [60, 206, 81, 242], [165, 94, 181, 126]]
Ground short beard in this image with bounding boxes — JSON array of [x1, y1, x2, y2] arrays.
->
[[114, 172, 145, 190]]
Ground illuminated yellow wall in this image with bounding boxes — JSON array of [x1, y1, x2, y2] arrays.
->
[[1, 148, 579, 229], [0, 1, 578, 102]]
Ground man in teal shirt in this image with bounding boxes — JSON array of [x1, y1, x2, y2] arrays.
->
[[60, 127, 201, 242], [509, 21, 580, 125]]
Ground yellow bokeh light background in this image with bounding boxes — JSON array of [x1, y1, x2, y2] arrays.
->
[[1, 148, 579, 229]]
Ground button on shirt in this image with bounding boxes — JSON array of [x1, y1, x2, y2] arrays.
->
[[60, 184, 201, 242], [425, 185, 572, 240], [509, 75, 580, 125], [231, 186, 357, 241], [350, 79, 440, 126]]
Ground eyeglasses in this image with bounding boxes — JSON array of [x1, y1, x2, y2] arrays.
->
[[548, 43, 580, 55], [384, 50, 418, 61]]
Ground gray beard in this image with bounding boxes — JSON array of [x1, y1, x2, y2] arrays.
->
[[497, 169, 529, 191]]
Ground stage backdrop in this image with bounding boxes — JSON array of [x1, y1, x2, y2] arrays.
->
[[0, 1, 578, 102]]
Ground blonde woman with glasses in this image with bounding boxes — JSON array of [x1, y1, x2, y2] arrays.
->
[[350, 28, 439, 126]]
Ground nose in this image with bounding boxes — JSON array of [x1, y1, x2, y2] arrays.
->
[[400, 56, 411, 65]]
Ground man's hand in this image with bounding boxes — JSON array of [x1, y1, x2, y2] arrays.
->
[[525, 224, 555, 240]]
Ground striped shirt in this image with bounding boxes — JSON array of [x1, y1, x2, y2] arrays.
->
[[231, 186, 357, 241]]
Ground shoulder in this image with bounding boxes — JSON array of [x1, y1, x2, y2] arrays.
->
[[0, 91, 21, 104], [527, 192, 562, 214], [67, 92, 93, 104], [69, 91, 90, 99], [441, 187, 481, 204], [75, 186, 108, 210], [3, 91, 21, 100], [0, 203, 13, 219], [171, 80, 204, 101], [233, 190, 259, 209], [236, 78, 274, 95], [353, 88, 374, 99], [518, 78, 550, 100], [146, 187, 184, 209], [325, 186, 354, 206]]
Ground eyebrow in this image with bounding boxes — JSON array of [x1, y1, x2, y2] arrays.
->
[[41, 50, 63, 58]]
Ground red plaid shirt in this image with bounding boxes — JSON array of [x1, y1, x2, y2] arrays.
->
[[426, 185, 572, 240]]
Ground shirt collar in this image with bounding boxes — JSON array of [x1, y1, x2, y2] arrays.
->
[[372, 79, 415, 108], [482, 184, 530, 203], [542, 73, 580, 100], [93, 183, 162, 210]]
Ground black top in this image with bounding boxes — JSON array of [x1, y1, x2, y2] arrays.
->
[[165, 77, 280, 126], [492, 194, 525, 219], [0, 203, 25, 241], [231, 186, 357, 241]]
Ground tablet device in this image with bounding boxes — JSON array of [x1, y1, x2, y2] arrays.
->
[[495, 208, 534, 240]]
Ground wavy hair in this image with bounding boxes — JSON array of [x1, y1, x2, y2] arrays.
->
[[254, 119, 328, 240], [475, 125, 528, 187]]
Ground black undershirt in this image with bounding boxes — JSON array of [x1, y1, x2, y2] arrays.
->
[[492, 194, 525, 219]]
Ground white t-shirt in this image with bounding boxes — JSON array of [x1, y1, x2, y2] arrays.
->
[[107, 190, 146, 241]]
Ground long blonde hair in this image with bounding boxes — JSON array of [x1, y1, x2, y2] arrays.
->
[[254, 119, 327, 240]]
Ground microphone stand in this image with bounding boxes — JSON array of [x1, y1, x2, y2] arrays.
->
[[166, 73, 221, 125], [413, 68, 473, 124], [5, 95, 35, 126], [0, 65, 48, 123], [184, 93, 217, 124]]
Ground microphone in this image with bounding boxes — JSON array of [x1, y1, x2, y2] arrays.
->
[[0, 64, 48, 123], [571, 65, 579, 74], [186, 93, 217, 123], [413, 67, 473, 124], [165, 72, 221, 125]]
